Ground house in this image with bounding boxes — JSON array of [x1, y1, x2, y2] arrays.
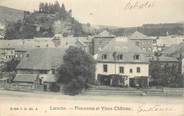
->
[[0, 36, 91, 63], [0, 40, 16, 62], [0, 39, 35, 62], [128, 31, 157, 56], [95, 37, 149, 87], [156, 35, 184, 47], [14, 48, 66, 91], [92, 30, 115, 55]]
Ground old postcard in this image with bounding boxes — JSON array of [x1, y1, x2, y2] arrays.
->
[[0, 0, 184, 116]]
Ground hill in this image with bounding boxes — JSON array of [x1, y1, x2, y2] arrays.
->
[[0, 5, 24, 24], [4, 2, 94, 39], [102, 23, 184, 36]]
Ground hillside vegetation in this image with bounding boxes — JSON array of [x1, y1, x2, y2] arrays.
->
[[0, 6, 24, 24], [4, 1, 92, 39], [109, 23, 184, 36]]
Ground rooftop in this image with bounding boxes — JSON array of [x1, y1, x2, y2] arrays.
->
[[97, 37, 149, 63], [14, 74, 37, 83], [162, 43, 184, 58], [151, 55, 178, 62], [128, 31, 156, 40], [16, 48, 66, 70]]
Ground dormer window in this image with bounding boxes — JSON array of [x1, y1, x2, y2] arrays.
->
[[26, 54, 29, 57], [118, 54, 123, 60], [52, 69, 55, 74], [102, 54, 107, 60], [134, 55, 140, 60], [136, 41, 140, 46]]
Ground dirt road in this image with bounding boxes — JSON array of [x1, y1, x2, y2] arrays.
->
[[0, 90, 184, 116]]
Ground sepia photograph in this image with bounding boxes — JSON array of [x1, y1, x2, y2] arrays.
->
[[0, 0, 184, 115]]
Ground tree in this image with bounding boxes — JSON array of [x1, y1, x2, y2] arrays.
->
[[54, 1, 60, 12], [56, 46, 96, 95], [3, 58, 20, 72], [149, 61, 183, 87]]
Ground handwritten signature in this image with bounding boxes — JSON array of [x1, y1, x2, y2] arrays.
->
[[124, 0, 155, 10], [137, 104, 173, 113]]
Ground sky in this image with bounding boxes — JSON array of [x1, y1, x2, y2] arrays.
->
[[0, 0, 184, 27]]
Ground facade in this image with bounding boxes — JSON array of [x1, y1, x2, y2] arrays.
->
[[95, 37, 149, 87], [0, 39, 35, 62], [128, 31, 157, 56], [0, 48, 15, 62]]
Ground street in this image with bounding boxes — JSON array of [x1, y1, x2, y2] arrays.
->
[[0, 90, 184, 116]]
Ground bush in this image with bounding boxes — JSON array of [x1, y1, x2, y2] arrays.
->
[[49, 83, 60, 92], [56, 46, 96, 95], [63, 79, 83, 95]]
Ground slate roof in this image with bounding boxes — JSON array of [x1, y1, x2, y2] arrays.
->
[[16, 48, 65, 70], [14, 74, 37, 83], [151, 55, 178, 62], [128, 31, 156, 40], [162, 43, 184, 57], [97, 37, 149, 63]]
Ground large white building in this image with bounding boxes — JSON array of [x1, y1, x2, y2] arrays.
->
[[95, 37, 149, 87]]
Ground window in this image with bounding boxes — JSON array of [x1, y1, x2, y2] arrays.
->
[[118, 54, 123, 60], [40, 70, 48, 74], [119, 67, 124, 74], [129, 69, 133, 73], [26, 54, 30, 57], [137, 67, 141, 73], [134, 55, 140, 60], [52, 69, 55, 74], [102, 54, 107, 60], [136, 41, 140, 46], [103, 64, 108, 72], [11, 51, 14, 54]]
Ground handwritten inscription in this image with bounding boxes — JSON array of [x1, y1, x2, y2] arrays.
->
[[137, 104, 173, 113], [124, 0, 155, 10]]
